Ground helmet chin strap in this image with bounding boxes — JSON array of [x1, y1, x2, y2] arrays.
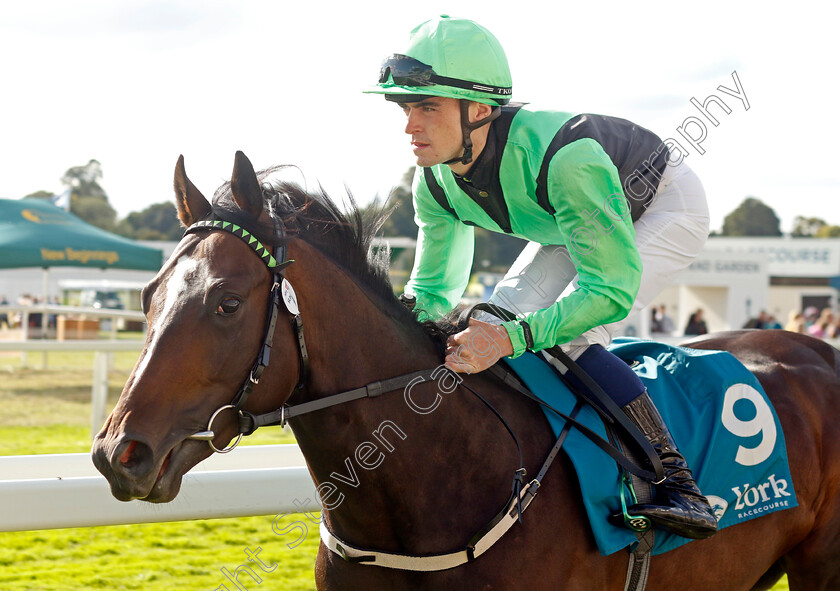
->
[[444, 100, 502, 166]]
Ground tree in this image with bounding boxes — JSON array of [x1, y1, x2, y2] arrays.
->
[[22, 190, 55, 201], [72, 196, 119, 233], [721, 197, 782, 237], [787, 215, 840, 238], [61, 159, 118, 231], [372, 167, 418, 238], [368, 167, 527, 273], [473, 228, 526, 273], [792, 216, 827, 237], [816, 225, 840, 238], [62, 159, 108, 201], [120, 202, 183, 241]]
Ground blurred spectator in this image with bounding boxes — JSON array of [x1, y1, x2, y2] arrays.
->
[[0, 294, 8, 329], [14, 294, 33, 328], [743, 310, 769, 329], [803, 306, 820, 330], [764, 314, 782, 329], [651, 304, 675, 334], [650, 307, 661, 333], [784, 310, 806, 333], [47, 297, 58, 329], [27, 295, 43, 329], [684, 308, 708, 336], [808, 308, 836, 339]]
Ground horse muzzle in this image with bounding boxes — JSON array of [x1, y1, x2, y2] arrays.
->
[[91, 429, 203, 503]]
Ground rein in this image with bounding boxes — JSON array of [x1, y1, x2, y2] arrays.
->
[[179, 213, 545, 569], [179, 214, 653, 577]]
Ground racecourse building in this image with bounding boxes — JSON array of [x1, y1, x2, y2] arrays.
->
[[646, 237, 840, 336]]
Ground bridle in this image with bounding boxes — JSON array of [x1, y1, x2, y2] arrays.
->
[[183, 216, 307, 453], [181, 215, 447, 454]]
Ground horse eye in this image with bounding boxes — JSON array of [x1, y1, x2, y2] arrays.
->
[[217, 297, 241, 315]]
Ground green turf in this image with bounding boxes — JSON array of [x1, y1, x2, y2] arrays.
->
[[0, 515, 320, 590]]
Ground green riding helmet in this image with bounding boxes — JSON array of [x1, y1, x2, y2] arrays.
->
[[366, 15, 512, 106]]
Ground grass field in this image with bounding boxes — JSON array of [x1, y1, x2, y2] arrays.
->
[[0, 345, 319, 590], [0, 515, 321, 590], [0, 345, 791, 590]]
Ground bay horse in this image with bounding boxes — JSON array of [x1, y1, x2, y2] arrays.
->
[[92, 152, 840, 590]]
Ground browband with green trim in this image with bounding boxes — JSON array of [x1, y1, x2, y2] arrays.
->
[[186, 219, 285, 269]]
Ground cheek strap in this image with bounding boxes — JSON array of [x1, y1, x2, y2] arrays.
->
[[443, 101, 502, 166]]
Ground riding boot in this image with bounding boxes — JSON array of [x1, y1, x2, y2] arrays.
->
[[621, 391, 718, 540]]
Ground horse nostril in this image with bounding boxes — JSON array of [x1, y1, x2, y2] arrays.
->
[[114, 438, 153, 472], [120, 440, 138, 466]]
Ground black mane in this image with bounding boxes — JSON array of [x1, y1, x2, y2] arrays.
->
[[208, 166, 424, 328]]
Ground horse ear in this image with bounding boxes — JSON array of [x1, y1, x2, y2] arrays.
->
[[230, 151, 264, 219], [173, 155, 212, 227]]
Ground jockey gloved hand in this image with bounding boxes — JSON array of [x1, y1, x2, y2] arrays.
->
[[445, 318, 513, 373]]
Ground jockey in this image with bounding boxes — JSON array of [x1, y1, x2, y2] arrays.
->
[[366, 15, 717, 540]]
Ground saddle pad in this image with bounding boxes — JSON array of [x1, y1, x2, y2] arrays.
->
[[501, 337, 797, 556]]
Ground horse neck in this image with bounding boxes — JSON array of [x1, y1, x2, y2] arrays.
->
[[286, 239, 439, 393], [282, 237, 440, 450], [282, 241, 528, 551]]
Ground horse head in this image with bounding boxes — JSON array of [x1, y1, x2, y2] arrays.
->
[[91, 152, 310, 502], [92, 151, 439, 504]]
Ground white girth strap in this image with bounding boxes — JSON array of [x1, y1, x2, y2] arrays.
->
[[320, 479, 540, 571]]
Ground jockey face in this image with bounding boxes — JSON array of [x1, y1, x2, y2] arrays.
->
[[397, 97, 491, 173]]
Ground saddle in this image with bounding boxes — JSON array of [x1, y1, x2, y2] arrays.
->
[[456, 304, 798, 556]]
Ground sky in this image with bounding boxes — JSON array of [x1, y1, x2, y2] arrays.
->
[[1, 0, 837, 234]]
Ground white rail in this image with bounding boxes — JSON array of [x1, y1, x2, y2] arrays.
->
[[0, 304, 146, 321], [0, 339, 144, 437], [0, 339, 143, 352], [0, 444, 319, 532]]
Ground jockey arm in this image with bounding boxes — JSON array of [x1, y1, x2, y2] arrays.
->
[[500, 139, 642, 357], [408, 141, 642, 372]]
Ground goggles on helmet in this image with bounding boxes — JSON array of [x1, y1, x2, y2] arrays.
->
[[378, 54, 512, 100]]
